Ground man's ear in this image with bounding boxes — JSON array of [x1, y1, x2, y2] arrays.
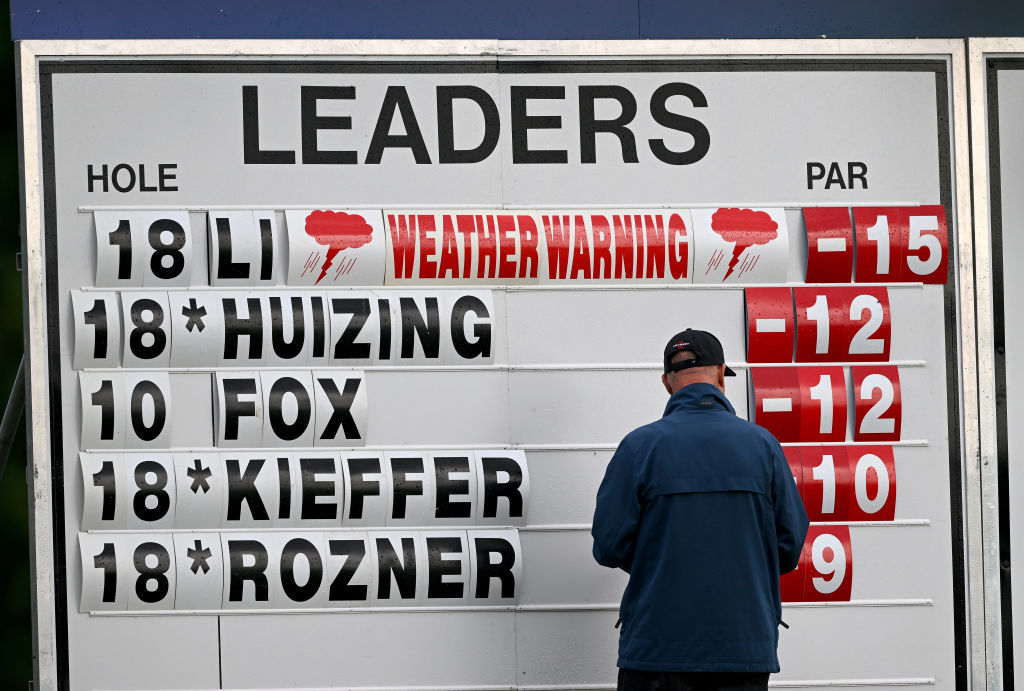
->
[[662, 373, 673, 395], [717, 364, 726, 390]]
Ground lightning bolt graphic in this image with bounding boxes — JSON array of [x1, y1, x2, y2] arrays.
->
[[316, 248, 341, 285], [723, 243, 752, 281]]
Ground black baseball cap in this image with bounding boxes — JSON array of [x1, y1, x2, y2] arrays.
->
[[663, 329, 737, 376]]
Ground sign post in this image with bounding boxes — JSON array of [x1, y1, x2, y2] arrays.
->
[[18, 39, 974, 690]]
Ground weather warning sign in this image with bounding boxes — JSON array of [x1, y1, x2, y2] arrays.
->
[[692, 208, 789, 283], [285, 210, 387, 286], [302, 211, 375, 283]]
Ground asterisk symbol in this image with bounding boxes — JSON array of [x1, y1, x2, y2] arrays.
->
[[187, 540, 213, 574], [186, 459, 212, 494], [182, 298, 207, 332]]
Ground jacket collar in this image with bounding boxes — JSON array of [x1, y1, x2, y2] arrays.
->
[[662, 382, 735, 417]]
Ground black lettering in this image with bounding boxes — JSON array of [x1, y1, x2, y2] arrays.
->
[[128, 298, 167, 360], [225, 457, 269, 521], [216, 217, 250, 279], [378, 298, 392, 360], [366, 86, 431, 164], [129, 380, 166, 442], [437, 85, 500, 164], [270, 296, 305, 360], [87, 164, 109, 192], [300, 457, 338, 521], [331, 297, 371, 360], [400, 297, 440, 359], [222, 378, 258, 441], [227, 539, 270, 601], [259, 217, 274, 280], [268, 377, 313, 441], [435, 455, 472, 519], [390, 457, 424, 519], [481, 455, 524, 518], [311, 295, 326, 359], [347, 456, 380, 519], [278, 456, 291, 520], [242, 86, 296, 165], [300, 86, 357, 164], [280, 538, 323, 602], [329, 539, 368, 601], [132, 461, 170, 522], [426, 536, 464, 599], [138, 164, 158, 192], [579, 85, 639, 164], [806, 162, 826, 189], [317, 377, 362, 441], [826, 162, 846, 189], [111, 164, 136, 193], [648, 83, 710, 166], [450, 295, 491, 359], [223, 298, 263, 360], [474, 537, 516, 598], [849, 162, 868, 189], [511, 86, 568, 164], [158, 163, 178, 192], [376, 537, 417, 599]]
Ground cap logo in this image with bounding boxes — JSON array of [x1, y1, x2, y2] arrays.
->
[[674, 341, 689, 349]]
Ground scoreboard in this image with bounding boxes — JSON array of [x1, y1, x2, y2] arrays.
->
[[17, 41, 973, 690]]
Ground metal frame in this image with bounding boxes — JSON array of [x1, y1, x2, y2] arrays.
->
[[16, 38, 976, 691], [967, 36, 1024, 691]]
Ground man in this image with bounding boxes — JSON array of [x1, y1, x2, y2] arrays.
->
[[592, 329, 809, 691]]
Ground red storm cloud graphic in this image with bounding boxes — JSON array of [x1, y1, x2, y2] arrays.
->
[[304, 211, 374, 284], [710, 208, 779, 280]]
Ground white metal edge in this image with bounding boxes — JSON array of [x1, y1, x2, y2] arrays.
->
[[967, 37, 1024, 691], [15, 37, 965, 58], [17, 41, 58, 691], [947, 40, 995, 691]]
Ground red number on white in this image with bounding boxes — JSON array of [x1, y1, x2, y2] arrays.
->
[[865, 215, 891, 276], [859, 374, 895, 435], [811, 532, 847, 595], [905, 213, 942, 277], [802, 526, 853, 601], [848, 294, 885, 355], [854, 452, 890, 514], [810, 453, 836, 515], [806, 295, 830, 355], [847, 446, 897, 520], [808, 374, 835, 436]]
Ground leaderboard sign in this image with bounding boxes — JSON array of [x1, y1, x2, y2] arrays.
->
[[19, 43, 968, 690], [75, 204, 946, 613]]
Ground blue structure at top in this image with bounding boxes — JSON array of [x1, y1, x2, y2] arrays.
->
[[10, 0, 1024, 40]]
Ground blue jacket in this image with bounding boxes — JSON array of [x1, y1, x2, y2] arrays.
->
[[592, 383, 809, 673]]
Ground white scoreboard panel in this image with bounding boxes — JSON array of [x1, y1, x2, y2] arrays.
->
[[18, 41, 973, 690], [969, 38, 1024, 691]]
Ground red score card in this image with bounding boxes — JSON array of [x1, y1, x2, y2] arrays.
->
[[851, 366, 902, 442], [800, 446, 852, 522], [801, 526, 853, 602], [853, 206, 948, 284], [803, 207, 854, 283], [793, 286, 891, 362], [795, 366, 848, 442], [745, 288, 795, 363]]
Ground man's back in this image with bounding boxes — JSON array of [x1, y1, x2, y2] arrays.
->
[[593, 383, 808, 673]]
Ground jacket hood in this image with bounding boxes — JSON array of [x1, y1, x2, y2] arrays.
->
[[663, 382, 736, 418]]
